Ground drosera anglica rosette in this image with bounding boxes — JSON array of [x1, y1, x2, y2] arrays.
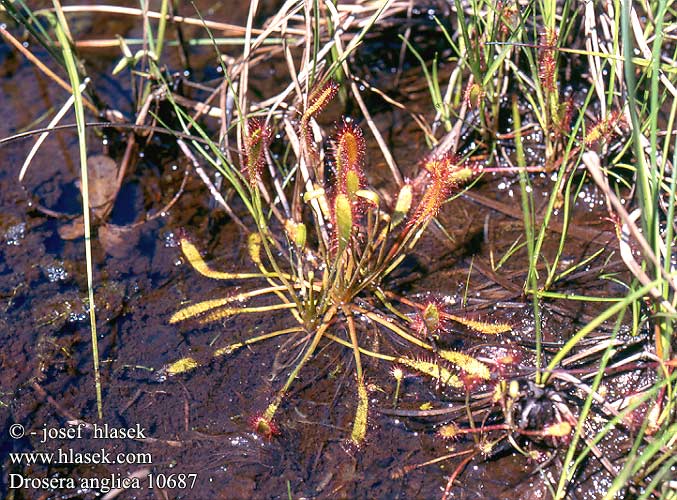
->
[[164, 81, 507, 447]]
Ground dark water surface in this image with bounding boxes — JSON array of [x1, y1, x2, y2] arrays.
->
[[0, 2, 639, 499]]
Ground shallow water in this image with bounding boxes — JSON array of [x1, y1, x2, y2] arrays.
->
[[0, 3, 648, 499]]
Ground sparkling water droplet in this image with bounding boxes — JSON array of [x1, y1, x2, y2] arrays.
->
[[4, 222, 26, 246]]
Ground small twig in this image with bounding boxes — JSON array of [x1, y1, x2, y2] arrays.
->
[[48, 5, 305, 35], [0, 121, 212, 146], [179, 381, 191, 433], [391, 449, 474, 480], [176, 139, 248, 233], [19, 79, 90, 182], [141, 164, 189, 224], [31, 381, 94, 430], [119, 387, 145, 414], [442, 452, 476, 500]]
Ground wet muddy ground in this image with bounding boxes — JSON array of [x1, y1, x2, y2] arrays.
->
[[0, 3, 648, 499]]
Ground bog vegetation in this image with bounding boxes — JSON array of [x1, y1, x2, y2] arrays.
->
[[0, 0, 675, 498]]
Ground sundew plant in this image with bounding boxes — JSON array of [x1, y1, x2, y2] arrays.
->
[[0, 0, 675, 498]]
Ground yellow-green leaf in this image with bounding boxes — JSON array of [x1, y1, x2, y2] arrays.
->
[[392, 184, 412, 227], [335, 193, 353, 252]]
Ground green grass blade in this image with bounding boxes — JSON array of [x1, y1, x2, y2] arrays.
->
[[51, 5, 103, 418]]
